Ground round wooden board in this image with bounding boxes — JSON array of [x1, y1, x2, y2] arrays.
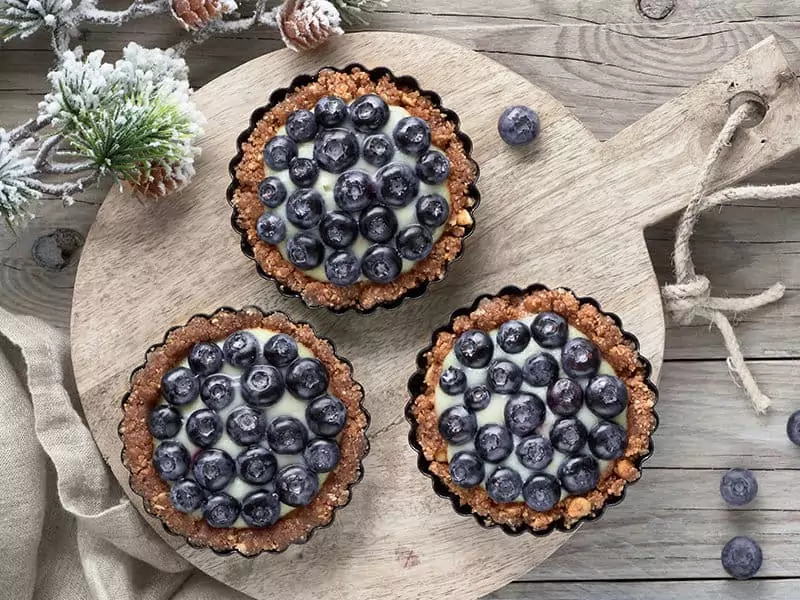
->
[[71, 33, 800, 600]]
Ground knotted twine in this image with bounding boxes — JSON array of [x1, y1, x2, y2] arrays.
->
[[662, 100, 795, 415]]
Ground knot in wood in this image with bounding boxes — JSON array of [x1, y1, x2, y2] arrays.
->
[[637, 0, 675, 20], [662, 275, 710, 325]]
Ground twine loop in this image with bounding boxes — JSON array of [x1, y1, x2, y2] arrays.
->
[[662, 275, 711, 325]]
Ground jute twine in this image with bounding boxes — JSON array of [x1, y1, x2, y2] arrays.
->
[[662, 101, 794, 415]]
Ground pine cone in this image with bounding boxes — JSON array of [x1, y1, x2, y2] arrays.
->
[[170, 0, 236, 31], [278, 0, 344, 52], [128, 165, 184, 200]]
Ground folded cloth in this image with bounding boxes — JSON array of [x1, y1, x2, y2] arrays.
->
[[0, 307, 250, 600]]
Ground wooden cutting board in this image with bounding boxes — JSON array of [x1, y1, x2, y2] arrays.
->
[[70, 32, 800, 600]]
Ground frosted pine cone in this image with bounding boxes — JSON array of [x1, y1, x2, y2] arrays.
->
[[278, 0, 344, 52], [128, 164, 190, 200], [169, 0, 236, 30]]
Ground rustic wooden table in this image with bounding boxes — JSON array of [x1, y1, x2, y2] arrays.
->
[[2, 2, 799, 599]]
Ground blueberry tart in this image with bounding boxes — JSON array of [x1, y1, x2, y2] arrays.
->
[[120, 307, 369, 555], [408, 286, 658, 532], [230, 66, 479, 311]]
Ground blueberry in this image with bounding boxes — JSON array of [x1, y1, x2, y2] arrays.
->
[[488, 359, 523, 394], [586, 375, 627, 418], [475, 424, 514, 463], [286, 357, 329, 400], [523, 353, 559, 388], [454, 330, 494, 369], [169, 479, 205, 513], [361, 244, 402, 283], [720, 468, 758, 506], [263, 333, 299, 368], [448, 451, 485, 488], [376, 163, 420, 207], [314, 128, 359, 173], [349, 94, 390, 133], [393, 116, 431, 156], [241, 490, 281, 528], [558, 455, 599, 495], [153, 441, 190, 481], [161, 367, 199, 406], [303, 438, 340, 473], [258, 177, 287, 208], [362, 133, 395, 167], [497, 320, 531, 354], [200, 374, 234, 411], [721, 536, 762, 580], [263, 135, 297, 170], [236, 446, 277, 485], [320, 210, 358, 249], [256, 212, 286, 244], [285, 109, 318, 142], [787, 409, 800, 446], [286, 233, 324, 269], [314, 95, 347, 128], [192, 448, 235, 491], [550, 417, 588, 455], [226, 406, 267, 446], [334, 170, 377, 213], [416, 150, 450, 184], [276, 464, 319, 506], [486, 466, 523, 503], [240, 364, 283, 407], [523, 473, 561, 511], [531, 312, 568, 348], [186, 409, 223, 448], [562, 338, 602, 379], [324, 250, 361, 286], [439, 365, 467, 395], [359, 205, 398, 243], [464, 385, 491, 411], [498, 105, 540, 146], [395, 225, 433, 261], [515, 435, 554, 470], [546, 378, 584, 416], [203, 493, 240, 528], [188, 342, 223, 376], [589, 420, 627, 460], [306, 394, 347, 437], [438, 405, 477, 445], [286, 189, 324, 230], [504, 393, 546, 436], [222, 331, 259, 368], [148, 405, 182, 439], [289, 157, 319, 187], [416, 193, 449, 228], [267, 416, 309, 454]]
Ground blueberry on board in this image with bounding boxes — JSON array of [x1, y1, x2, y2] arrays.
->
[[203, 493, 240, 528], [258, 176, 287, 208], [376, 162, 420, 208], [497, 320, 531, 354], [286, 233, 325, 270], [192, 448, 236, 492], [256, 212, 287, 245], [416, 193, 449, 228], [416, 150, 451, 185], [550, 417, 588, 455], [464, 384, 491, 411], [200, 374, 234, 411], [276, 464, 320, 506], [546, 378, 584, 416], [438, 405, 478, 445], [286, 189, 325, 230], [285, 357, 329, 400], [359, 205, 398, 243], [226, 406, 267, 446], [558, 455, 599, 495], [720, 468, 759, 507], [454, 330, 494, 369], [222, 330, 259, 368], [504, 393, 546, 437], [320, 210, 358, 249], [188, 342, 223, 376], [349, 94, 390, 133], [314, 128, 360, 173], [306, 394, 347, 438], [303, 438, 341, 473], [289, 157, 320, 188], [241, 490, 281, 528], [585, 374, 627, 418], [439, 365, 467, 395], [186, 409, 223, 448], [487, 359, 523, 394], [395, 225, 433, 261], [169, 479, 205, 513], [236, 445, 277, 485], [241, 364, 284, 407], [393, 116, 431, 156], [267, 416, 309, 454], [787, 409, 800, 446], [486, 466, 523, 503], [530, 312, 568, 348], [475, 424, 514, 463], [263, 135, 297, 170], [147, 405, 182, 439], [562, 338, 602, 379], [153, 441, 190, 481], [161, 367, 199, 406], [314, 95, 347, 128], [263, 333, 299, 368], [498, 105, 540, 146], [361, 244, 402, 283], [449, 451, 485, 488], [334, 170, 377, 213], [523, 473, 561, 512], [523, 353, 559, 388], [285, 108, 318, 142], [588, 420, 627, 460], [515, 435, 554, 470], [721, 536, 762, 579], [325, 250, 361, 286], [362, 133, 395, 167]]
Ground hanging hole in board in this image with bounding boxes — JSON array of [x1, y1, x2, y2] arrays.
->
[[727, 91, 768, 128]]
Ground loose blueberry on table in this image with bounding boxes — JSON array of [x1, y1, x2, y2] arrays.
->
[[719, 468, 758, 506], [498, 105, 541, 146], [721, 536, 763, 580]]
